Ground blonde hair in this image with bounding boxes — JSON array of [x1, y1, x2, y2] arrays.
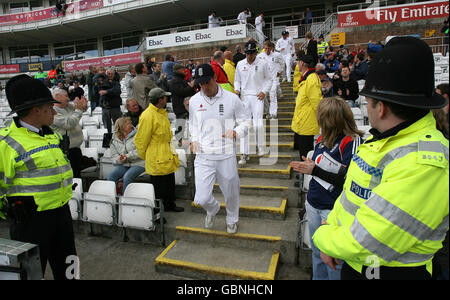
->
[[114, 117, 131, 140], [316, 97, 364, 149]]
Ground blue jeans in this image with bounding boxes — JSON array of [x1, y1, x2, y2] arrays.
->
[[107, 165, 145, 194], [306, 201, 342, 280]]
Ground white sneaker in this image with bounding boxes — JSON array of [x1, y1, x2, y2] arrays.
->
[[205, 215, 215, 229], [258, 147, 269, 157], [227, 223, 237, 234], [238, 155, 249, 165]]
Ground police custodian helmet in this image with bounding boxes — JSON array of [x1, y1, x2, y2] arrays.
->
[[359, 36, 446, 109], [6, 74, 60, 116]]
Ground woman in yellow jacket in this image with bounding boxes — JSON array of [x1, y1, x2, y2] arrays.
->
[[291, 55, 323, 160], [293, 51, 305, 93], [135, 87, 184, 212]]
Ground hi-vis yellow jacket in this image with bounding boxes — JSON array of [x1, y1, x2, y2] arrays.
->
[[135, 103, 179, 176], [291, 70, 322, 136], [313, 112, 449, 274], [0, 119, 73, 218]]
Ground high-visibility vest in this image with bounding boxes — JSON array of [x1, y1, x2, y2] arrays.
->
[[318, 41, 329, 55], [0, 119, 73, 219], [313, 112, 449, 275], [48, 69, 57, 79]]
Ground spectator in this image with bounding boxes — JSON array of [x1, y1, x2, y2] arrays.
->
[[93, 66, 107, 107], [317, 34, 329, 57], [55, 64, 64, 80], [107, 117, 145, 195], [123, 98, 143, 128], [124, 64, 136, 99], [135, 88, 184, 213], [168, 64, 196, 119], [208, 11, 222, 28], [95, 69, 123, 133], [315, 63, 326, 73], [87, 65, 98, 113], [290, 10, 300, 26], [293, 50, 306, 93], [333, 66, 359, 106], [55, 0, 67, 16], [56, 80, 68, 94], [34, 67, 48, 83], [132, 62, 157, 110], [211, 51, 233, 92], [291, 54, 322, 178], [233, 45, 246, 66], [79, 73, 86, 87], [324, 53, 340, 73], [51, 88, 88, 178], [433, 83, 449, 139], [145, 57, 155, 75], [290, 96, 364, 280], [351, 52, 368, 81], [237, 8, 251, 24], [321, 76, 334, 97], [48, 65, 57, 86], [113, 69, 120, 82], [367, 40, 383, 54], [303, 7, 313, 24], [223, 50, 236, 91], [68, 79, 84, 101], [441, 17, 449, 56], [150, 62, 169, 91], [162, 54, 177, 81]]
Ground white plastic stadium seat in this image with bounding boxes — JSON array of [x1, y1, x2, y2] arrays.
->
[[69, 178, 83, 220], [81, 147, 99, 162], [118, 183, 157, 231], [83, 180, 117, 225]]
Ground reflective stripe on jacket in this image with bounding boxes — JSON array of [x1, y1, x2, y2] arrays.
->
[[312, 113, 449, 274], [0, 119, 74, 218]]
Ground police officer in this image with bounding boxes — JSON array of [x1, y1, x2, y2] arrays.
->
[[317, 34, 329, 57], [312, 37, 449, 280], [0, 75, 77, 280]]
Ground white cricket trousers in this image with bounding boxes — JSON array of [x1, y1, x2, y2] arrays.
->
[[239, 95, 266, 155], [269, 79, 280, 116], [193, 155, 240, 225], [282, 55, 292, 82]]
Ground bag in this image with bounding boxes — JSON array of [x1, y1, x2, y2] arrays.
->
[[102, 133, 113, 148]]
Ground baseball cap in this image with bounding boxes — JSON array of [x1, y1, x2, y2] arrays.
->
[[282, 30, 289, 36], [194, 64, 215, 85], [149, 87, 171, 101]]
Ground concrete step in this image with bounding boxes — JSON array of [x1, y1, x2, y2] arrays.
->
[[191, 193, 288, 220], [235, 141, 294, 151], [266, 125, 293, 133], [278, 102, 296, 107], [247, 132, 293, 142], [155, 239, 279, 280], [238, 163, 292, 179], [236, 153, 295, 164]]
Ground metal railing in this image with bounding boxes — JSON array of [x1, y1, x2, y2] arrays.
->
[[299, 13, 338, 50]]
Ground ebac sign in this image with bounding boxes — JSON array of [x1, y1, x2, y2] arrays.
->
[[338, 0, 449, 28], [146, 24, 247, 50]]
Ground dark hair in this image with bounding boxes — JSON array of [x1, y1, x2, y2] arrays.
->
[[371, 98, 429, 121], [135, 63, 145, 74], [165, 54, 172, 61], [357, 53, 365, 61], [17, 108, 33, 118], [437, 83, 449, 96]]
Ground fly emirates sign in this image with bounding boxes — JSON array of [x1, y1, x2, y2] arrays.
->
[[146, 24, 247, 50], [338, 0, 449, 28]]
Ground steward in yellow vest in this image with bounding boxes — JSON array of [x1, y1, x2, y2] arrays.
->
[[0, 74, 77, 280], [317, 34, 329, 56], [312, 37, 449, 280]]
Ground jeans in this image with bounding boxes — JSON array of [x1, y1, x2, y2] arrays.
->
[[107, 165, 145, 194], [306, 201, 342, 280]]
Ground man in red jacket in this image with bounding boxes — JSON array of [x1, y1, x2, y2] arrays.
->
[[210, 51, 233, 91]]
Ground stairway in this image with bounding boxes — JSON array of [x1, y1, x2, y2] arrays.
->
[[155, 81, 310, 280]]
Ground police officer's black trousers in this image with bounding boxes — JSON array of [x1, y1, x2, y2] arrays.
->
[[9, 204, 77, 280], [341, 262, 431, 280]]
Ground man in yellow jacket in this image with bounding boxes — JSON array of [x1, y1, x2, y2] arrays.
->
[[291, 55, 322, 160], [223, 50, 236, 92], [135, 88, 184, 212], [313, 36, 449, 280]]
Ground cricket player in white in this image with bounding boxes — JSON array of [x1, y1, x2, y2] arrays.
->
[[237, 8, 251, 24], [254, 12, 265, 48], [257, 40, 285, 119], [190, 64, 250, 234], [275, 31, 295, 82], [235, 41, 273, 165]]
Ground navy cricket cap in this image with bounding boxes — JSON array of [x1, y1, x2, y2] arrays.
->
[[194, 64, 215, 85], [244, 41, 258, 54]]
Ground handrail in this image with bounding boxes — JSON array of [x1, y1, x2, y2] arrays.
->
[[299, 13, 338, 50]]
